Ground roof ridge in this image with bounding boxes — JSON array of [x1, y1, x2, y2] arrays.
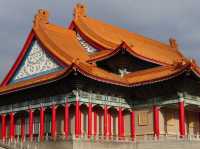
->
[[74, 16, 184, 64], [76, 16, 177, 51]]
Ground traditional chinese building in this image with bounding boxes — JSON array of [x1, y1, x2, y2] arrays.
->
[[0, 4, 200, 148]]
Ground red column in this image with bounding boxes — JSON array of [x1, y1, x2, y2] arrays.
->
[[40, 107, 45, 141], [75, 96, 80, 137], [64, 101, 69, 140], [51, 104, 57, 139], [21, 113, 25, 142], [121, 111, 124, 138], [153, 106, 160, 139], [118, 107, 122, 139], [13, 115, 15, 140], [104, 105, 108, 138], [131, 111, 135, 141], [79, 106, 81, 136], [1, 114, 6, 141], [10, 112, 14, 142], [93, 110, 97, 137], [107, 111, 111, 138], [88, 103, 92, 138], [29, 109, 34, 141], [179, 100, 185, 137]]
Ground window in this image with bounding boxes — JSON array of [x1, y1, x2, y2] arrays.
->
[[138, 111, 148, 126]]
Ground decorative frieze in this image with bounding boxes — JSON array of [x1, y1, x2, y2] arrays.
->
[[77, 90, 131, 108], [0, 90, 131, 114], [183, 93, 200, 106], [11, 40, 63, 83], [1, 91, 200, 114]]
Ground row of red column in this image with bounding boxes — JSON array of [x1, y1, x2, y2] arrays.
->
[[80, 101, 184, 139], [0, 106, 58, 142], [73, 102, 133, 139], [0, 100, 186, 141], [86, 104, 135, 140], [0, 104, 135, 141]]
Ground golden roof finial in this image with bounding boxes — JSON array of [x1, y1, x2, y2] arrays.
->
[[73, 3, 87, 19], [169, 38, 178, 49], [33, 9, 49, 28]]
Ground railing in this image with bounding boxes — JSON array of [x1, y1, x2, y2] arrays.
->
[[1, 90, 200, 114], [78, 90, 131, 108], [0, 93, 73, 114], [0, 90, 133, 114]]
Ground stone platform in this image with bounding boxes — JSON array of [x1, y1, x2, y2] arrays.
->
[[1, 137, 200, 149]]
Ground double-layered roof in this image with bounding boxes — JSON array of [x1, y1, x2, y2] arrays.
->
[[0, 4, 199, 95]]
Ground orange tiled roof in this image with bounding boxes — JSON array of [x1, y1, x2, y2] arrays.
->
[[0, 60, 189, 95], [0, 4, 199, 95], [73, 6, 184, 65]]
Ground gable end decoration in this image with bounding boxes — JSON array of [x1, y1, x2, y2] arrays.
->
[[10, 40, 63, 83]]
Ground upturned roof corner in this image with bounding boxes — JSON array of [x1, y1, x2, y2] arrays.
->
[[73, 3, 87, 19], [33, 9, 49, 28]]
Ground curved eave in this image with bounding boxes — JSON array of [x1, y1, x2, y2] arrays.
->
[[125, 65, 189, 87], [74, 16, 185, 65], [0, 61, 190, 96], [75, 62, 190, 87], [74, 19, 117, 50], [0, 68, 72, 96], [79, 27, 169, 66], [88, 42, 168, 66]]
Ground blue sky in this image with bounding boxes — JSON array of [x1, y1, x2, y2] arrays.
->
[[0, 0, 200, 81]]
